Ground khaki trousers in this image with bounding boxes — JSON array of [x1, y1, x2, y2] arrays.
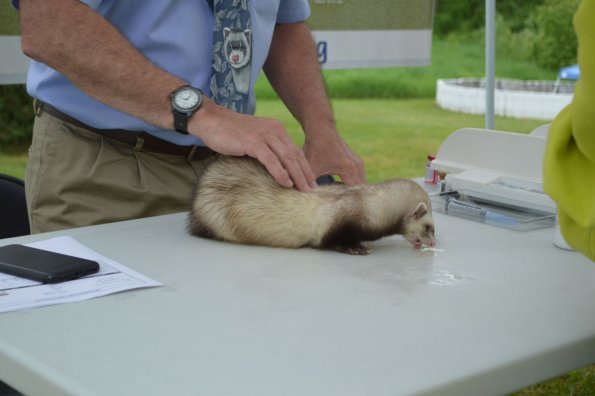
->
[[25, 110, 217, 233]]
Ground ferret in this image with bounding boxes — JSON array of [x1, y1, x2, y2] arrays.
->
[[188, 155, 436, 255]]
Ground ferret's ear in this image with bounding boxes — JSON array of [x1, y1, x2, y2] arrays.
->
[[412, 202, 428, 219]]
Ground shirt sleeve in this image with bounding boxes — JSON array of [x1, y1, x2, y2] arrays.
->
[[277, 0, 311, 23]]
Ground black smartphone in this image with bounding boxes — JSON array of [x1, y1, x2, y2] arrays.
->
[[0, 244, 100, 284]]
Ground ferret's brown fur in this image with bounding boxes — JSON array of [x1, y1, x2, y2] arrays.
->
[[188, 155, 436, 255]]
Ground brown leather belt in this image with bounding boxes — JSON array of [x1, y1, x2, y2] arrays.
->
[[35, 100, 215, 160]]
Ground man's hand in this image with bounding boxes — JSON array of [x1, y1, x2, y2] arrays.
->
[[189, 98, 317, 192], [303, 127, 366, 185]]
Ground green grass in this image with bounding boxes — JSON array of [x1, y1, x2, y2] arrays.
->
[[0, 97, 548, 183], [255, 39, 558, 100], [0, 2, 20, 35], [0, 97, 561, 183], [0, 151, 27, 179], [256, 98, 546, 182], [514, 367, 595, 396]]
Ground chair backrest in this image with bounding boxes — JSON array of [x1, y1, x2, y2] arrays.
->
[[0, 174, 30, 239]]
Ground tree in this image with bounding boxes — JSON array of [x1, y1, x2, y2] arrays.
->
[[531, 0, 580, 69]]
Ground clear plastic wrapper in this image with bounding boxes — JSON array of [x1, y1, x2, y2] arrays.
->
[[430, 191, 556, 231]]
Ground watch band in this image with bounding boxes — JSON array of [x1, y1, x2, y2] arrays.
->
[[172, 109, 189, 134]]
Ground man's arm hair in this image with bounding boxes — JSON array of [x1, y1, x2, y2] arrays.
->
[[19, 0, 183, 129]]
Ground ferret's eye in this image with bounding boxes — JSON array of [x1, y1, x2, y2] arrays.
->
[[425, 224, 434, 233]]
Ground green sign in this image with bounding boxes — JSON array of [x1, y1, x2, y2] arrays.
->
[[0, 1, 436, 84], [0, 3, 20, 35], [308, 0, 435, 31], [307, 0, 436, 69]]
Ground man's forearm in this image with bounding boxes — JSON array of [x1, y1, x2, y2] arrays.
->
[[263, 22, 366, 184], [263, 22, 336, 137], [20, 0, 182, 130]]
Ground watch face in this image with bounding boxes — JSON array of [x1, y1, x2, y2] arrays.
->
[[174, 88, 200, 111]]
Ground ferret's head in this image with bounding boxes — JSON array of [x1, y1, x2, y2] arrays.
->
[[403, 201, 436, 249]]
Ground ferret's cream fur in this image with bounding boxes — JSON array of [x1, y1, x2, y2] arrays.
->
[[189, 156, 436, 255]]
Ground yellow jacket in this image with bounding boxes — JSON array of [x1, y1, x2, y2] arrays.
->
[[544, 0, 595, 261]]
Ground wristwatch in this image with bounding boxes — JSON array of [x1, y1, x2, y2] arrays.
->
[[170, 85, 203, 134]]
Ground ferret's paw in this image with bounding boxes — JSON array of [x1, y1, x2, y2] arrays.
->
[[335, 244, 370, 256]]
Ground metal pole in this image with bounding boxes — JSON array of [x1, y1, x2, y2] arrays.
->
[[485, 0, 496, 129]]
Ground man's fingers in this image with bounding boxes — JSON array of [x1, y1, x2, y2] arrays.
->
[[296, 154, 318, 189], [273, 131, 317, 190], [247, 139, 315, 192], [270, 140, 316, 191], [338, 171, 363, 185], [341, 155, 367, 185], [320, 156, 367, 185], [200, 111, 317, 191], [280, 154, 315, 192], [243, 122, 315, 191], [249, 144, 294, 189]]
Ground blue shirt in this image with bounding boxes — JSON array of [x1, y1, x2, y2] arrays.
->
[[14, 0, 311, 146]]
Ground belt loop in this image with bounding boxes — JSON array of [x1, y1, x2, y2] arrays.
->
[[34, 99, 43, 117], [134, 133, 144, 152], [187, 145, 198, 161]]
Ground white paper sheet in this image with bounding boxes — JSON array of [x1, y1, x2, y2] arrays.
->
[[0, 236, 163, 313]]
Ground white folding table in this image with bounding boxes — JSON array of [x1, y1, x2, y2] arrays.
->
[[0, 208, 593, 396]]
